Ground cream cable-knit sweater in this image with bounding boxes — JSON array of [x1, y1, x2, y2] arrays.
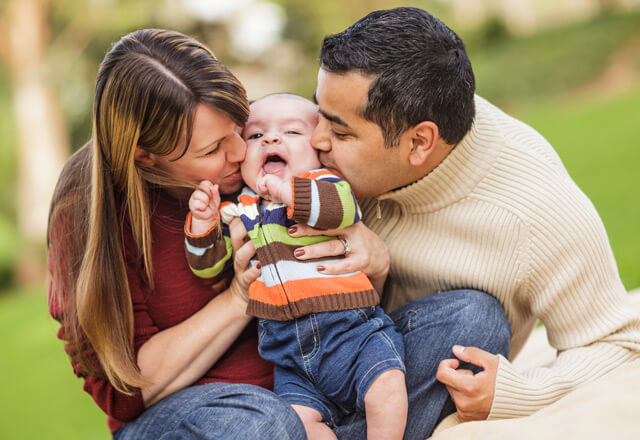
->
[[361, 96, 640, 419]]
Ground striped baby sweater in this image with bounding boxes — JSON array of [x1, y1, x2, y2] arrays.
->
[[185, 169, 379, 321]]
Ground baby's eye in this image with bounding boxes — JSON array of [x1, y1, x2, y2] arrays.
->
[[285, 130, 301, 135], [247, 133, 263, 140]]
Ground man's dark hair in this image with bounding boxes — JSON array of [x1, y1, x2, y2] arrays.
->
[[320, 7, 475, 147]]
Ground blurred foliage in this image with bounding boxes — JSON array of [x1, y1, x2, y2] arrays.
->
[[468, 12, 640, 105]]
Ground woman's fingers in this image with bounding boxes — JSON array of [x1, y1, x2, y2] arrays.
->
[[234, 240, 256, 272], [228, 217, 248, 253]]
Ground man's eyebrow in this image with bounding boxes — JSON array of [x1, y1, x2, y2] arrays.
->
[[319, 109, 350, 129]]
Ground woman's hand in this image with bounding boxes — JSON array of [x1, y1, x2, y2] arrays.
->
[[436, 345, 499, 421], [228, 217, 260, 304], [288, 222, 390, 292]]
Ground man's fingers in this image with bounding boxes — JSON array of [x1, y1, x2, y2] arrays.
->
[[452, 345, 495, 371], [436, 363, 474, 392]]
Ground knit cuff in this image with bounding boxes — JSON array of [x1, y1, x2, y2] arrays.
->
[[489, 354, 555, 420], [184, 211, 221, 248], [289, 177, 312, 223]]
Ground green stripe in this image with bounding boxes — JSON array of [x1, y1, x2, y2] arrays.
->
[[249, 223, 332, 248], [335, 180, 356, 229], [190, 236, 232, 278]]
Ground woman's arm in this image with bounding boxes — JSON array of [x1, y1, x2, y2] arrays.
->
[[139, 219, 260, 406]]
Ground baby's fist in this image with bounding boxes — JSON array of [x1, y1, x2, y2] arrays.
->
[[189, 181, 220, 222]]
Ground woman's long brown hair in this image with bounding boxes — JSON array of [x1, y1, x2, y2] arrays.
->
[[47, 29, 249, 394]]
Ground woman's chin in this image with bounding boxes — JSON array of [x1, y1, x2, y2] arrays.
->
[[219, 179, 245, 195]]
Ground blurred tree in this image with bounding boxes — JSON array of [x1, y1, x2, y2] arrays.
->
[[1, 0, 67, 281]]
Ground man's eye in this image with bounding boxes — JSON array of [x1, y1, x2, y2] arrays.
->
[[247, 133, 263, 140], [331, 129, 348, 139]]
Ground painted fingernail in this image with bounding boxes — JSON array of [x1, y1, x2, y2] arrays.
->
[[256, 262, 261, 269], [317, 265, 325, 272], [294, 249, 305, 257], [288, 226, 298, 234]]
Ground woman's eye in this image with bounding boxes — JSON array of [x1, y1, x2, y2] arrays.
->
[[205, 143, 221, 156], [247, 133, 263, 140]]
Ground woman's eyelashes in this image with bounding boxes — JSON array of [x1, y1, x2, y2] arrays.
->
[[204, 142, 222, 156]]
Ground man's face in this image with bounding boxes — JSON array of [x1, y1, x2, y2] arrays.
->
[[311, 68, 410, 199]]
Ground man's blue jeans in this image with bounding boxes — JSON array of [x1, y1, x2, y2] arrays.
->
[[114, 289, 511, 439]]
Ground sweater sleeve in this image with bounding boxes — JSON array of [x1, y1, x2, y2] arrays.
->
[[489, 180, 640, 419], [184, 210, 233, 280], [288, 169, 361, 230]]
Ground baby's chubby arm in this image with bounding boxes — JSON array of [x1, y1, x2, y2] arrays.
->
[[189, 180, 222, 235]]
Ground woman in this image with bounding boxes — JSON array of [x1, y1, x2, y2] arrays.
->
[[49, 29, 511, 439], [47, 29, 304, 439]]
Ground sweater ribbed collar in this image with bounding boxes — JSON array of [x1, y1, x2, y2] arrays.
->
[[376, 96, 504, 213]]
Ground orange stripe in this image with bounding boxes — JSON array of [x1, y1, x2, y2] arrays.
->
[[301, 169, 334, 180], [249, 272, 372, 306], [239, 194, 259, 206]]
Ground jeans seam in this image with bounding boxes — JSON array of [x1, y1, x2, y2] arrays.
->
[[377, 330, 403, 362]]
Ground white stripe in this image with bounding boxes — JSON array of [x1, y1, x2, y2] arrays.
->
[[308, 180, 320, 227], [257, 259, 359, 288], [184, 239, 212, 256]]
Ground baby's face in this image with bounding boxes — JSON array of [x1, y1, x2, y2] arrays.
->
[[241, 95, 321, 191]]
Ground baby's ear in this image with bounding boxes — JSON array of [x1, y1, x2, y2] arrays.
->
[[134, 146, 156, 167]]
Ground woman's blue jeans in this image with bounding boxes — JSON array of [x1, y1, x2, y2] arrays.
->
[[114, 289, 511, 440]]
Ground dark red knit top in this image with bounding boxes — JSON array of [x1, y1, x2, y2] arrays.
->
[[48, 189, 273, 434]]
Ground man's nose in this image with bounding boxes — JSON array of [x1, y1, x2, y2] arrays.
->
[[311, 119, 331, 152]]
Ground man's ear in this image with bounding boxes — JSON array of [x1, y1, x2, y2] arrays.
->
[[408, 121, 438, 167], [134, 146, 156, 167]]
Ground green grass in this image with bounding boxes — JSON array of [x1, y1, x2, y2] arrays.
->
[[0, 287, 109, 440], [469, 12, 640, 104], [513, 87, 640, 290]]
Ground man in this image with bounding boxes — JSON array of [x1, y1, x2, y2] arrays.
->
[[291, 6, 640, 437]]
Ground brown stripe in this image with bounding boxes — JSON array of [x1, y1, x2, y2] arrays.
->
[[255, 241, 344, 265], [186, 239, 231, 271], [185, 224, 223, 248], [247, 289, 380, 321], [291, 177, 312, 223], [314, 180, 344, 230]]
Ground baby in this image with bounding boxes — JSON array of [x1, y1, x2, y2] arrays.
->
[[184, 93, 407, 439]]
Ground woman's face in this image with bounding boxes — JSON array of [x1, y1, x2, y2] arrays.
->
[[151, 103, 246, 195]]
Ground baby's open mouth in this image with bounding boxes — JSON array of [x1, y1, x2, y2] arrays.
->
[[262, 153, 287, 175]]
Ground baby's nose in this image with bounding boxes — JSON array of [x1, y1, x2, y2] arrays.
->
[[263, 133, 281, 144]]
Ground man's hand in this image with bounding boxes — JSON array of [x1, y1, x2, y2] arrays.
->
[[436, 345, 499, 422]]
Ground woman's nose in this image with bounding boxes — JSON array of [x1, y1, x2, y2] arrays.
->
[[225, 133, 246, 163]]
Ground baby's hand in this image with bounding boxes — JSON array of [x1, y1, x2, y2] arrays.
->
[[189, 181, 220, 234], [256, 174, 292, 205]]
